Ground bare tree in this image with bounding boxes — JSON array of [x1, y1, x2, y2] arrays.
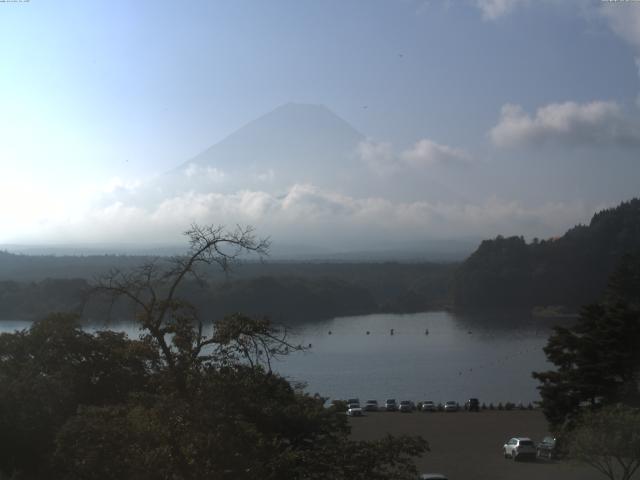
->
[[568, 405, 640, 480], [92, 224, 299, 390]]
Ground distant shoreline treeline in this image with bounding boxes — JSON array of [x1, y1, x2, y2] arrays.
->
[[1, 198, 639, 323], [0, 262, 455, 323]]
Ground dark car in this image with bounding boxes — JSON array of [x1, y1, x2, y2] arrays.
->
[[536, 436, 557, 460], [385, 399, 398, 411], [466, 398, 480, 412], [399, 400, 414, 412]]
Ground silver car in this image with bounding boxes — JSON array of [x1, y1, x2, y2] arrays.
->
[[443, 401, 458, 412], [364, 400, 379, 412], [347, 403, 363, 417], [421, 401, 436, 412]]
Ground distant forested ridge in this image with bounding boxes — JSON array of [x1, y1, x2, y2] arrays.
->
[[453, 199, 640, 310], [0, 257, 454, 323], [3, 199, 639, 322]]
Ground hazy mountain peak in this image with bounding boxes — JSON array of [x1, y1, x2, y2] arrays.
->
[[184, 102, 363, 167], [167, 103, 365, 194]]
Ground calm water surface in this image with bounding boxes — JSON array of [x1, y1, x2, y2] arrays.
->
[[0, 311, 560, 404]]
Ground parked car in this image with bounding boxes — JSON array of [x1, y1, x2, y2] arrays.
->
[[364, 400, 379, 412], [421, 400, 436, 412], [419, 474, 448, 480], [347, 398, 360, 406], [503, 437, 536, 461], [385, 399, 398, 411], [347, 403, 363, 416], [444, 401, 459, 412], [399, 400, 414, 412], [466, 397, 480, 412], [536, 436, 557, 459]]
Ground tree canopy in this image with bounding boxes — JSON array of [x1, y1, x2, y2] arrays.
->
[[0, 225, 428, 479]]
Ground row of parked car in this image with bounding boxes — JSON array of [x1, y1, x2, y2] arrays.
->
[[345, 398, 480, 416]]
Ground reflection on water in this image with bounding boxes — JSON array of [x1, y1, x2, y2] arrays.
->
[[0, 311, 565, 404]]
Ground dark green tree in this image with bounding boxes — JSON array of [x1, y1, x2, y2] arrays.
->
[[533, 254, 640, 430], [0, 313, 156, 478]]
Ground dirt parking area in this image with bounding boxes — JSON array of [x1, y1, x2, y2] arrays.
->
[[349, 410, 613, 480]]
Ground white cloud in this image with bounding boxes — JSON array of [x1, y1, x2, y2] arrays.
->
[[102, 177, 142, 194], [184, 163, 226, 182], [489, 101, 640, 148], [255, 169, 275, 182], [357, 138, 470, 174], [599, 3, 640, 105], [356, 140, 397, 175], [401, 139, 470, 167], [475, 0, 528, 20], [600, 4, 640, 50]]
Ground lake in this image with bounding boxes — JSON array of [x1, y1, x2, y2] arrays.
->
[[0, 311, 561, 405]]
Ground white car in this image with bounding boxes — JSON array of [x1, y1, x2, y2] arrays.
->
[[503, 437, 536, 461], [364, 400, 379, 412], [421, 401, 436, 412], [443, 401, 459, 412], [347, 403, 363, 416]]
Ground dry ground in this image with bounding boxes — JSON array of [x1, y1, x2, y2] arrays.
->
[[349, 409, 621, 480]]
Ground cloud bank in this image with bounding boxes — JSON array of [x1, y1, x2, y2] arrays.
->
[[34, 182, 588, 250], [490, 101, 640, 148]]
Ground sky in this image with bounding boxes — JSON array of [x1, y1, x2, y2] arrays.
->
[[1, 0, 640, 252]]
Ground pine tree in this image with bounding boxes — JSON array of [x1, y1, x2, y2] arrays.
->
[[533, 254, 640, 431]]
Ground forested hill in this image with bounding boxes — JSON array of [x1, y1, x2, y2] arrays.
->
[[453, 199, 640, 310], [0, 256, 454, 322]]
